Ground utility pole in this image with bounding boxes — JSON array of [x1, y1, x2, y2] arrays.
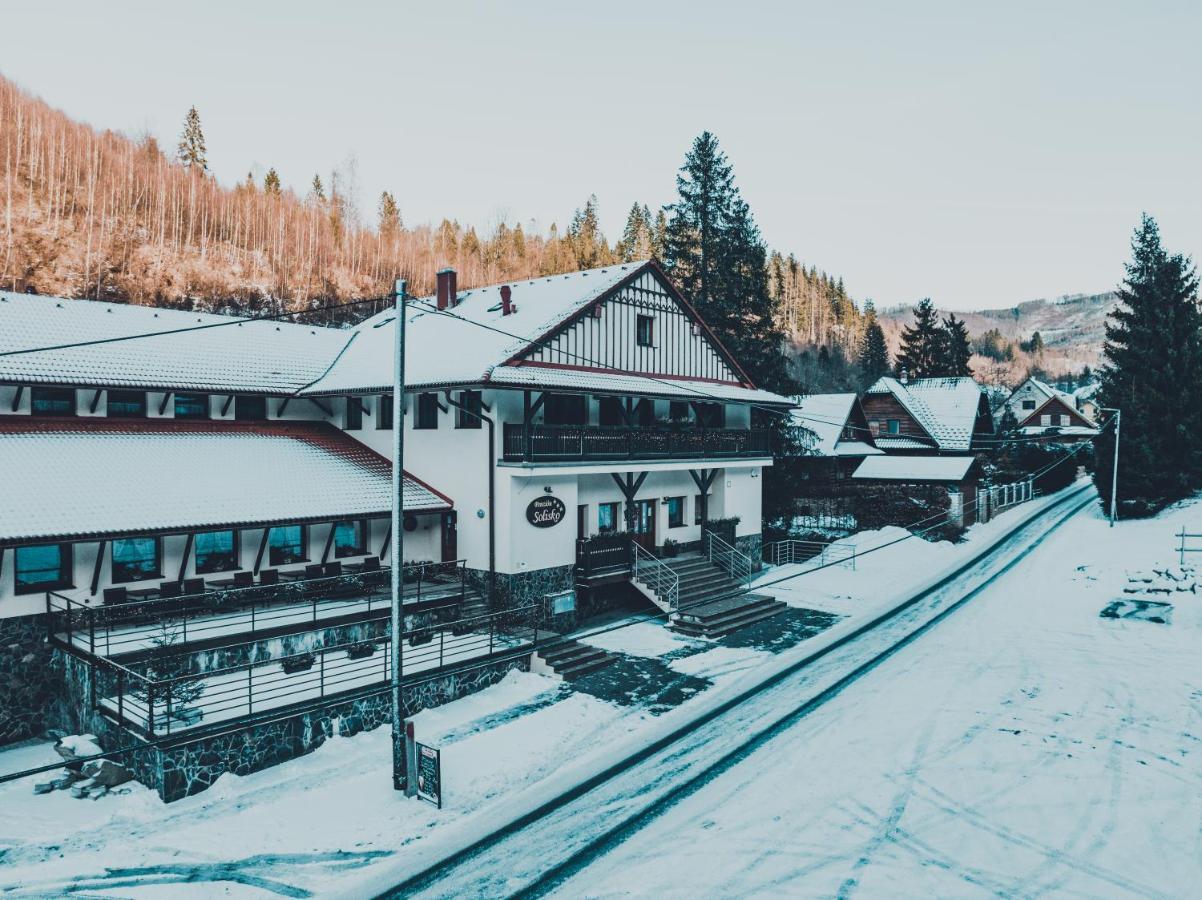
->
[[1101, 406, 1121, 527], [390, 279, 406, 790]]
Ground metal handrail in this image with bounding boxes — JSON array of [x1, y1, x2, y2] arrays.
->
[[49, 560, 468, 658], [705, 530, 755, 586], [763, 539, 857, 570], [631, 542, 679, 610]]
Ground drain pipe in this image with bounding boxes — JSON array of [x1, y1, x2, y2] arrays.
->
[[443, 391, 496, 609]]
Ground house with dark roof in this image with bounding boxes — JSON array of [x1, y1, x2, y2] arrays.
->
[[861, 376, 995, 455]]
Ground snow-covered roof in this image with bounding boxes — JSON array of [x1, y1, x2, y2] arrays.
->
[[852, 454, 976, 482], [1018, 425, 1099, 437], [872, 436, 935, 451], [0, 420, 449, 543], [296, 261, 792, 407], [1074, 382, 1100, 403], [789, 393, 883, 456], [1022, 377, 1077, 406], [0, 292, 351, 394], [865, 376, 988, 452]]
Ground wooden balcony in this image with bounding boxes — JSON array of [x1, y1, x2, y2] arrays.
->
[[502, 423, 772, 463]]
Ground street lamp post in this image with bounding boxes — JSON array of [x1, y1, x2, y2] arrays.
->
[[390, 279, 407, 791], [1100, 406, 1121, 527]]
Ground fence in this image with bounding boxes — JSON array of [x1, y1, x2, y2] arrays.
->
[[94, 603, 544, 738], [980, 478, 1034, 523], [48, 561, 466, 659], [763, 539, 857, 570], [1177, 528, 1202, 566], [705, 530, 756, 586]]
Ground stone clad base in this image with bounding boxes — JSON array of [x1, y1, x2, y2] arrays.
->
[[143, 654, 529, 802], [0, 614, 65, 745]]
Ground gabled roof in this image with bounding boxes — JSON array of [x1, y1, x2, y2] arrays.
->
[[1016, 376, 1077, 407], [1017, 393, 1098, 432], [853, 454, 976, 482], [0, 292, 350, 394], [789, 393, 883, 457], [865, 376, 989, 452], [0, 420, 449, 544], [297, 261, 793, 406]]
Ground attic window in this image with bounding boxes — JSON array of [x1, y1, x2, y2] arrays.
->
[[636, 315, 654, 347]]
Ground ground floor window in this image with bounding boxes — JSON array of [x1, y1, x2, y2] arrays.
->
[[112, 537, 162, 583], [333, 520, 367, 558], [598, 502, 620, 533], [14, 543, 72, 594], [195, 530, 238, 574], [269, 525, 307, 565], [666, 496, 685, 528]]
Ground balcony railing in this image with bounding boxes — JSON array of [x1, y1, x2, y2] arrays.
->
[[48, 560, 467, 660], [92, 603, 544, 738], [502, 424, 772, 463]]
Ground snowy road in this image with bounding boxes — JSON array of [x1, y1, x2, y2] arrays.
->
[[531, 501, 1202, 898]]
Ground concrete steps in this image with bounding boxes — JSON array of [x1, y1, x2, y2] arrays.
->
[[536, 639, 618, 679], [671, 594, 788, 639]]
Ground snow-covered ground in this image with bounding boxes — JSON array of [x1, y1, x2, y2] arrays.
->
[[0, 485, 1103, 897], [542, 498, 1202, 898]]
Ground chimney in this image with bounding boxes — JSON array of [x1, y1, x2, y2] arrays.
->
[[500, 284, 513, 316], [900, 368, 909, 384], [436, 268, 457, 310]]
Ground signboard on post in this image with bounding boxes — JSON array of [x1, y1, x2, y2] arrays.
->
[[415, 742, 442, 808], [526, 495, 566, 528]]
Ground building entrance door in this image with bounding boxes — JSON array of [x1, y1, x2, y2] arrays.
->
[[631, 499, 657, 551], [440, 511, 458, 562]]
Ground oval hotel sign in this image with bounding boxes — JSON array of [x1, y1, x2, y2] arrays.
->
[[527, 495, 566, 528]]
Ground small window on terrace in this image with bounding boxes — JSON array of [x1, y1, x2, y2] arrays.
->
[[669, 401, 690, 422], [175, 392, 210, 419], [333, 520, 367, 558], [107, 390, 147, 418], [694, 402, 725, 428], [415, 393, 439, 430], [268, 525, 308, 566], [598, 502, 620, 534], [111, 537, 162, 583], [14, 543, 72, 594], [543, 394, 587, 426], [456, 390, 483, 429], [195, 530, 238, 574], [636, 314, 654, 347], [30, 387, 76, 417], [344, 397, 363, 431], [598, 396, 624, 427], [234, 395, 268, 421], [377, 394, 394, 430]]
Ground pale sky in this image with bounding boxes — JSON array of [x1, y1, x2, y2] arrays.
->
[[3, 0, 1199, 310]]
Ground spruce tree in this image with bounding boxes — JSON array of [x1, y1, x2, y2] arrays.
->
[[616, 202, 652, 262], [263, 168, 281, 195], [895, 298, 942, 379], [859, 303, 891, 385], [1094, 214, 1202, 516], [650, 208, 667, 260], [942, 313, 973, 377], [309, 175, 326, 204], [176, 106, 207, 172], [378, 190, 401, 235], [567, 195, 610, 268], [663, 132, 792, 394]]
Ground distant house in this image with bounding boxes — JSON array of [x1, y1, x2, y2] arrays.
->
[[1074, 381, 1101, 423], [861, 376, 994, 455], [1003, 377, 1098, 441], [788, 393, 882, 470], [851, 454, 983, 527]]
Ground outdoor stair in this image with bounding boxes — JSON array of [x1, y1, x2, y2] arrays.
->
[[660, 553, 787, 639], [535, 639, 618, 679]]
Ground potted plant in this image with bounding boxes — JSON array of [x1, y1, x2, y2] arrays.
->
[[281, 652, 316, 674], [662, 538, 680, 558]]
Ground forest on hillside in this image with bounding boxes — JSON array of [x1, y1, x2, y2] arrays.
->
[[0, 75, 860, 346]]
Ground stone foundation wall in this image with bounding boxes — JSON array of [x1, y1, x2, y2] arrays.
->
[[0, 614, 64, 746], [468, 565, 576, 614], [148, 653, 529, 802]]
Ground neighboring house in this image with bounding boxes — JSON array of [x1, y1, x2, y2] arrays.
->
[[861, 376, 995, 455], [787, 392, 882, 474], [851, 454, 983, 527], [0, 260, 794, 795], [1074, 381, 1101, 423], [1002, 377, 1099, 441]]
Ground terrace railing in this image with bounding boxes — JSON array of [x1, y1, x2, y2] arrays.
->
[[575, 534, 633, 581], [94, 603, 544, 738], [632, 542, 679, 610], [705, 530, 756, 587], [502, 424, 772, 463], [764, 539, 857, 570], [48, 560, 467, 659]]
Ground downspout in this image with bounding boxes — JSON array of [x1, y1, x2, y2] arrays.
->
[[443, 390, 496, 610]]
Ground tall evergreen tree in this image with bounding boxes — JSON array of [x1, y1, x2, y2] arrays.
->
[[663, 132, 791, 394], [309, 174, 326, 204], [616, 202, 653, 261], [942, 313, 973, 377], [895, 298, 942, 379], [650, 208, 667, 260], [176, 106, 207, 172], [378, 190, 401, 235], [567, 194, 609, 268], [263, 167, 281, 195], [1094, 214, 1202, 516], [859, 303, 891, 385]]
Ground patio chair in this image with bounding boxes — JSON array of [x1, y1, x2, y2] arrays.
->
[[182, 577, 205, 596], [158, 581, 182, 599], [361, 556, 380, 572], [323, 561, 343, 578], [232, 571, 254, 588], [258, 569, 280, 586], [304, 563, 325, 580], [102, 586, 128, 605]]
